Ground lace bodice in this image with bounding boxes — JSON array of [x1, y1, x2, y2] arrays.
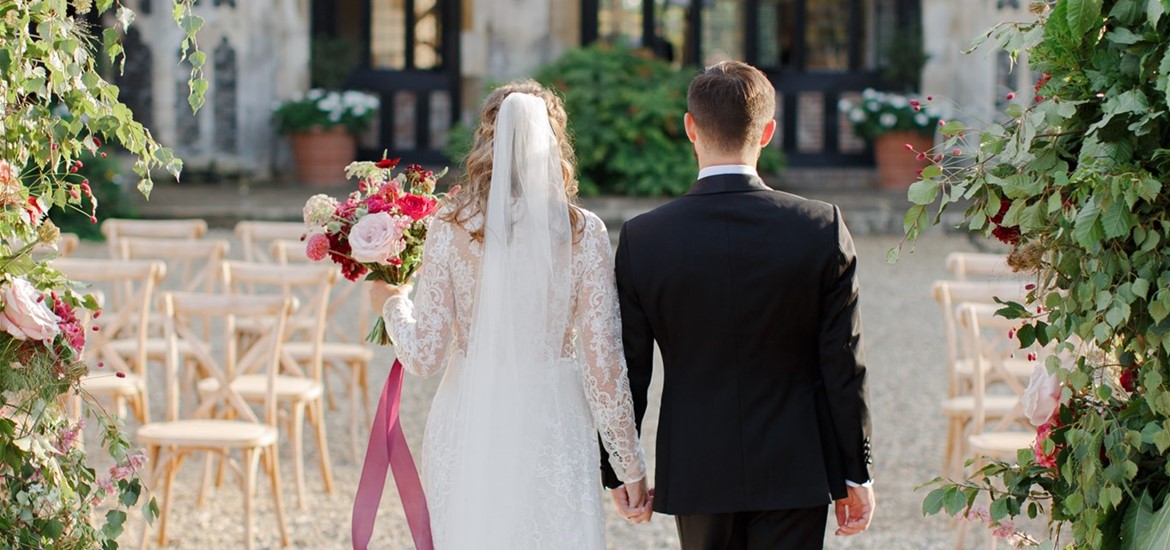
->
[[383, 209, 647, 485]]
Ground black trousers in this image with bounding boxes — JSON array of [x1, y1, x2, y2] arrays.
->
[[675, 506, 828, 550]]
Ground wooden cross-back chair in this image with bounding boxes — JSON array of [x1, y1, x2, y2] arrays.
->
[[213, 260, 337, 508], [53, 258, 167, 424], [933, 280, 1033, 480], [234, 221, 307, 263], [270, 238, 376, 460], [117, 237, 229, 295], [959, 302, 1039, 464], [137, 292, 294, 550], [101, 218, 206, 250]]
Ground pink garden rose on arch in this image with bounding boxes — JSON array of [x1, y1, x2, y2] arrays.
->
[[1022, 362, 1062, 427], [0, 277, 60, 342]]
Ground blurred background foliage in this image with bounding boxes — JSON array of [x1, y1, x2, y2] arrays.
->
[[447, 44, 785, 197]]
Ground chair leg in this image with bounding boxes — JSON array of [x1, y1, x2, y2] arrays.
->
[[944, 416, 960, 479], [242, 448, 260, 550], [358, 360, 372, 428], [115, 395, 128, 420], [309, 398, 335, 494], [138, 388, 151, 424], [196, 451, 215, 508], [349, 361, 365, 462], [323, 363, 338, 412], [292, 402, 307, 510], [139, 445, 163, 550], [156, 450, 183, 547], [265, 445, 291, 547]]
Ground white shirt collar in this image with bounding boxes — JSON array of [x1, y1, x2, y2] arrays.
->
[[698, 164, 758, 180]]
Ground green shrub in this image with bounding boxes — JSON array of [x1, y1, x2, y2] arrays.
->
[[447, 44, 784, 197]]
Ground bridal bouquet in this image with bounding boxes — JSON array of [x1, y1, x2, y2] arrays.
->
[[301, 155, 447, 345]]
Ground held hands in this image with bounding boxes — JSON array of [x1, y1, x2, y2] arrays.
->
[[833, 484, 875, 536], [369, 280, 412, 310], [609, 478, 653, 524]]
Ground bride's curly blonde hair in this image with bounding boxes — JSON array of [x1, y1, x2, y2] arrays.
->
[[442, 80, 584, 241]]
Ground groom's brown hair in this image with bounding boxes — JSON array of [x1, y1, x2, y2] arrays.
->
[[687, 61, 776, 153]]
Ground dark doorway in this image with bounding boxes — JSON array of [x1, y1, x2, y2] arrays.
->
[[586, 0, 922, 168], [312, 0, 461, 164]]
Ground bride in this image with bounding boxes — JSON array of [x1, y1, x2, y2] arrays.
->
[[370, 81, 650, 548]]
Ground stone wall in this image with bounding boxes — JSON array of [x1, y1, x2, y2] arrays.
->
[[921, 0, 1037, 126], [123, 0, 309, 178]]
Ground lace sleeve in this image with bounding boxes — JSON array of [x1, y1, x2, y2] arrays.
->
[[382, 219, 456, 378], [576, 215, 647, 485]]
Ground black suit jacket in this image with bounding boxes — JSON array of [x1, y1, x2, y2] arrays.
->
[[600, 174, 872, 515]]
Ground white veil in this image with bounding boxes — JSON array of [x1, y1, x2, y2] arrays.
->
[[442, 92, 574, 547]]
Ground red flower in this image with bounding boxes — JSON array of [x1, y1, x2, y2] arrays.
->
[[396, 194, 438, 221], [377, 157, 401, 170], [365, 194, 395, 214], [1033, 422, 1059, 469], [404, 164, 434, 185], [989, 199, 1021, 245], [1121, 365, 1139, 393], [327, 230, 367, 281]]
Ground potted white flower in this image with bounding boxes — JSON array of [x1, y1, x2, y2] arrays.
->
[[840, 89, 943, 189], [272, 89, 380, 186]]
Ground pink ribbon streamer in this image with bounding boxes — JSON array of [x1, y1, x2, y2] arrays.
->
[[352, 359, 434, 549]]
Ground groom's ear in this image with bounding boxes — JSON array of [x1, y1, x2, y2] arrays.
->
[[759, 119, 777, 148], [684, 112, 698, 143]]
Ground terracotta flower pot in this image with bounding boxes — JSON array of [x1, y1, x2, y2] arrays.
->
[[873, 130, 934, 190], [289, 126, 357, 187]]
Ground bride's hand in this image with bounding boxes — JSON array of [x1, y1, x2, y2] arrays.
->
[[369, 280, 411, 309], [610, 479, 653, 524]]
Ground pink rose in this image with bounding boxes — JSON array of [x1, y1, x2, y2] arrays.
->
[[305, 231, 331, 261], [0, 277, 60, 341], [348, 212, 409, 265], [1022, 362, 1061, 427]]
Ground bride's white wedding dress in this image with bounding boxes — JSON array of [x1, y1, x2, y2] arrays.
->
[[382, 93, 646, 549]]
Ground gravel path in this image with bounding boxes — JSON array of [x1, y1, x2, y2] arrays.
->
[[68, 228, 1011, 549]]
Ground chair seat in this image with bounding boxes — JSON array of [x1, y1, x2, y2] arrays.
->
[[955, 357, 1034, 380], [80, 372, 143, 395], [941, 395, 1019, 417], [968, 431, 1035, 458], [137, 419, 277, 448], [197, 375, 323, 400], [284, 341, 374, 362]]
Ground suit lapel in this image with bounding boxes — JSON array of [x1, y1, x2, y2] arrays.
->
[[685, 174, 772, 196]]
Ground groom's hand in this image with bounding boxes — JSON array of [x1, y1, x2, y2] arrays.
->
[[833, 484, 874, 536]]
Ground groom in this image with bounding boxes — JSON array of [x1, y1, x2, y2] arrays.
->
[[602, 61, 875, 548]]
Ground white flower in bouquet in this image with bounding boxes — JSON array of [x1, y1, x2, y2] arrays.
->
[[349, 212, 411, 265], [1022, 362, 1062, 426], [879, 113, 897, 128], [307, 89, 325, 101], [914, 113, 930, 126], [849, 110, 867, 123], [303, 194, 339, 228]]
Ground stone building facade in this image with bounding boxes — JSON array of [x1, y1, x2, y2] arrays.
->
[[117, 0, 1036, 178]]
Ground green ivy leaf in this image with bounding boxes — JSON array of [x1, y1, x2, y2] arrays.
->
[[1138, 493, 1170, 549], [943, 486, 968, 516], [1159, 48, 1170, 108], [922, 488, 947, 516], [1107, 27, 1144, 44], [1068, 0, 1105, 39], [1102, 199, 1135, 239], [1149, 0, 1166, 27], [907, 179, 940, 205], [1120, 490, 1153, 550]]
